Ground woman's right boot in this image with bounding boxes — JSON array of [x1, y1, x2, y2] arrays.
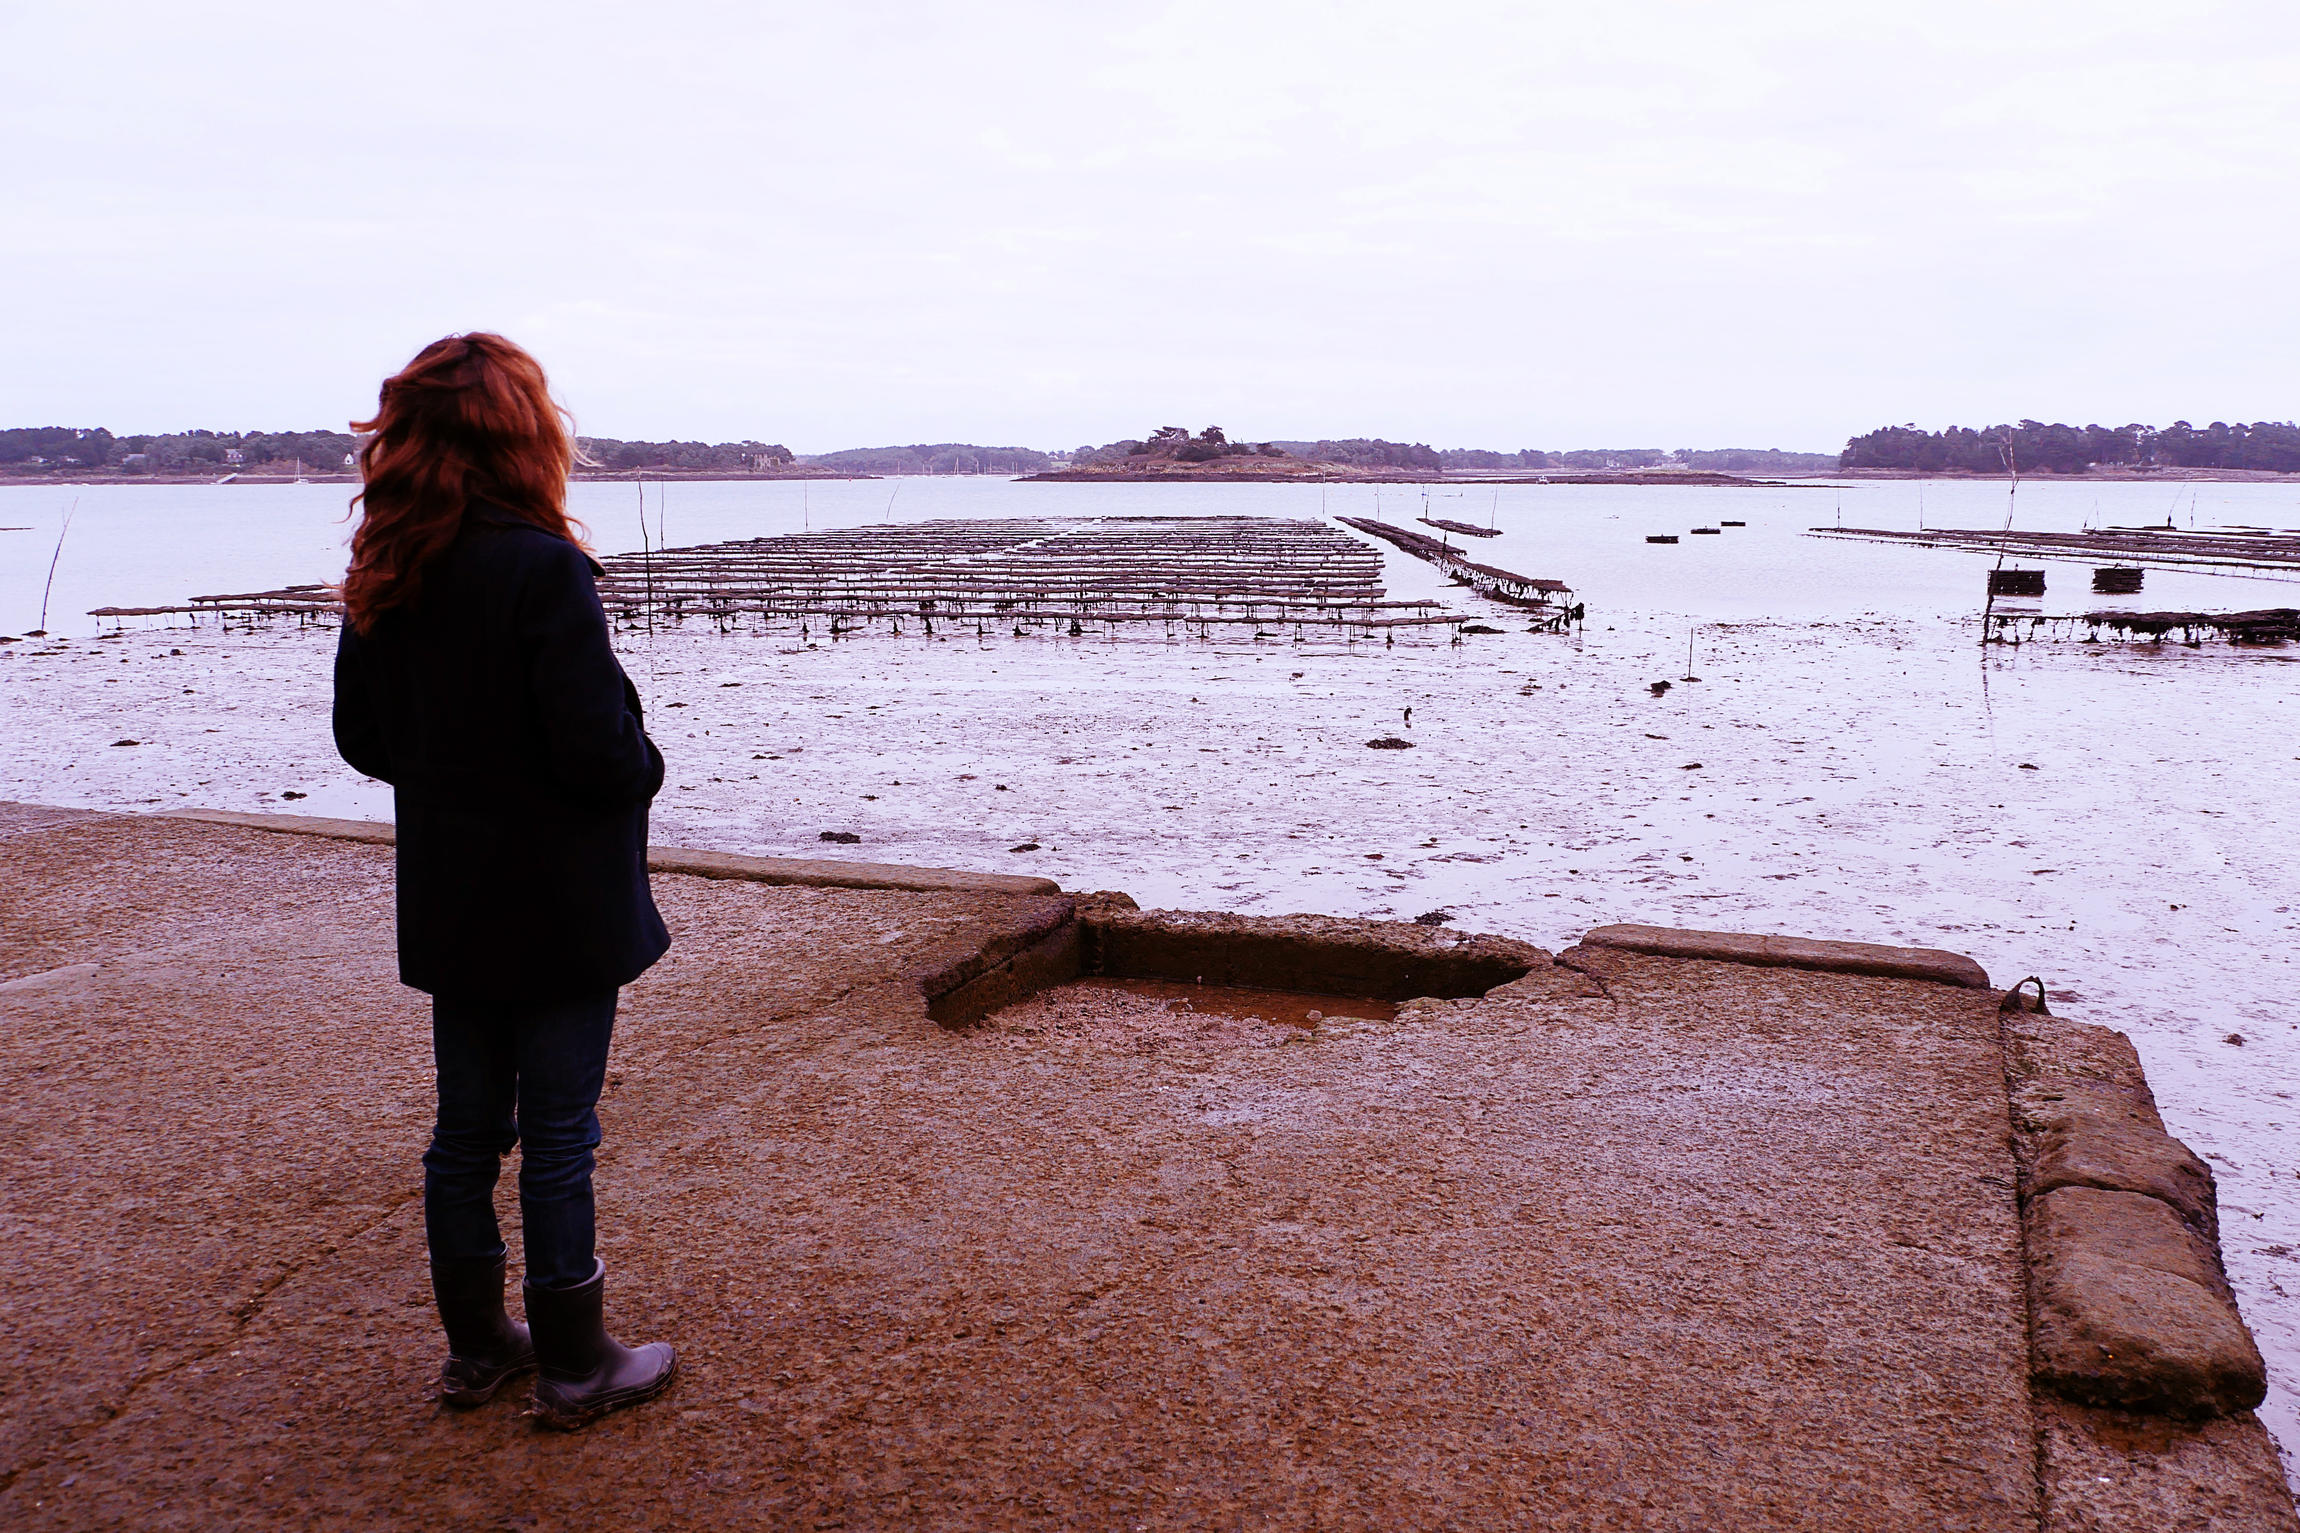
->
[[524, 1259, 677, 1430], [431, 1250, 535, 1406]]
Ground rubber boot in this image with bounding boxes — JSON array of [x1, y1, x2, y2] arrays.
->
[[525, 1260, 676, 1430], [431, 1251, 535, 1406]]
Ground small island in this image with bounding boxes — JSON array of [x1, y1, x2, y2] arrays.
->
[[1023, 426, 1771, 485], [1024, 426, 1341, 481]]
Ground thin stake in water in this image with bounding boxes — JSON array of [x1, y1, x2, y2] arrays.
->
[[35, 498, 77, 635], [637, 482, 655, 640], [1980, 437, 2022, 645]]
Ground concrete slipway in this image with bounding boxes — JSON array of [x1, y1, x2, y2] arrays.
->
[[0, 803, 2290, 1531]]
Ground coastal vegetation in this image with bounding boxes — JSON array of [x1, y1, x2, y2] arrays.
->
[[1270, 438, 1443, 472], [1067, 432, 1838, 476], [33, 416, 2299, 482], [0, 425, 1047, 479], [1067, 432, 1452, 474], [1672, 447, 1840, 474], [0, 427, 794, 477], [1044, 427, 1309, 480], [798, 443, 1053, 474], [1436, 448, 1552, 471], [1069, 426, 1294, 467], [1840, 420, 2300, 474], [0, 426, 358, 474], [1439, 447, 1837, 472], [581, 437, 792, 472]]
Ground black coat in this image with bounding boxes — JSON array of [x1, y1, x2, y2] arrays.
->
[[332, 506, 670, 1000]]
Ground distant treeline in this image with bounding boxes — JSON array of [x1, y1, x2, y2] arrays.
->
[[1436, 446, 1839, 473], [1271, 439, 1445, 471], [0, 425, 357, 472], [1068, 432, 1837, 474], [577, 437, 792, 472], [32, 419, 2101, 480], [798, 443, 1054, 474], [0, 425, 801, 475], [1841, 420, 2300, 474]]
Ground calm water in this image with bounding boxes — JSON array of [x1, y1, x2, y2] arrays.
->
[[4, 476, 2299, 637]]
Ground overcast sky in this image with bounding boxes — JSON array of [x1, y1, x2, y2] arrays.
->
[[4, 0, 2296, 452]]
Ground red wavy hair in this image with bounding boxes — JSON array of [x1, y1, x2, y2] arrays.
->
[[342, 333, 585, 631]]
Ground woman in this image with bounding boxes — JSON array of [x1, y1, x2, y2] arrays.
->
[[332, 333, 676, 1429]]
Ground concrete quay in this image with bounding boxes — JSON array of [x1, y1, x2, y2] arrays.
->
[[1, 803, 2290, 1530]]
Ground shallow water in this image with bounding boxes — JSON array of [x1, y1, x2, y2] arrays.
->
[[4, 474, 2299, 1463]]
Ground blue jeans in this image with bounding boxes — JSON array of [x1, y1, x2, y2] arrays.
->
[[424, 989, 618, 1289]]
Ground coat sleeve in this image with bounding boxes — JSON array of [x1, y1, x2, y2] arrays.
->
[[331, 623, 396, 784], [517, 541, 664, 807]]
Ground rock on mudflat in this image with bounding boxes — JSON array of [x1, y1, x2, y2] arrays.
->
[[2027, 1185, 2267, 1417]]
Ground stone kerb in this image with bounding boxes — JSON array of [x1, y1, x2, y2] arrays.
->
[[2003, 1008, 2270, 1421], [156, 807, 1059, 898], [2027, 1186, 2267, 1417], [1578, 922, 1992, 989]]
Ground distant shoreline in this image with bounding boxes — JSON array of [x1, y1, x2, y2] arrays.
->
[[1021, 466, 1787, 487], [10, 464, 2296, 492], [1830, 466, 2296, 482], [6, 466, 1784, 489], [0, 468, 880, 488]]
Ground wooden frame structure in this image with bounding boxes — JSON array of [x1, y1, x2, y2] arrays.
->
[[1812, 524, 2300, 578], [1984, 607, 2300, 647], [93, 516, 1475, 645], [1336, 517, 1580, 628]]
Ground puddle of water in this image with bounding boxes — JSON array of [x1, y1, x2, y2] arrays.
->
[[1059, 975, 1397, 1028]]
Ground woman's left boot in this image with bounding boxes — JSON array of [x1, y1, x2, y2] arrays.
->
[[431, 1251, 536, 1406], [524, 1260, 677, 1430]]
